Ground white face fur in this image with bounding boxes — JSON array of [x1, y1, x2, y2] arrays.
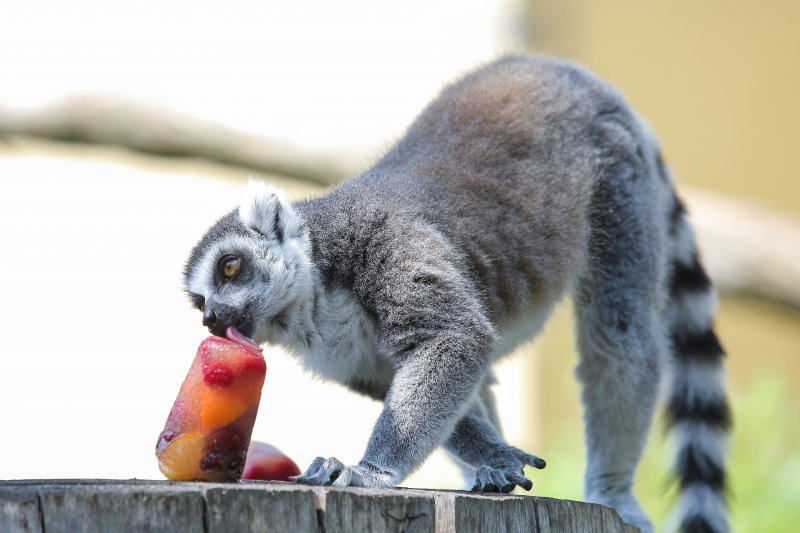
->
[[184, 180, 314, 345]]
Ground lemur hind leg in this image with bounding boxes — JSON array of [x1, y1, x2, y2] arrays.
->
[[444, 377, 545, 493], [573, 149, 669, 533], [574, 295, 663, 533]]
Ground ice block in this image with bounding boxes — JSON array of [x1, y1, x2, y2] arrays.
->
[[242, 441, 301, 481], [156, 328, 266, 482]]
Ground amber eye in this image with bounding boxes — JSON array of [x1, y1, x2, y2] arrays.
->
[[220, 256, 240, 279]]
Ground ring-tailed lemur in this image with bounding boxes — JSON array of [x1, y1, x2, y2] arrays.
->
[[184, 55, 730, 533]]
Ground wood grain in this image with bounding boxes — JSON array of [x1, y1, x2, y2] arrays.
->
[[0, 480, 640, 532]]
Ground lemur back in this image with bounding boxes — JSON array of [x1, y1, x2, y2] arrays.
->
[[185, 55, 730, 533]]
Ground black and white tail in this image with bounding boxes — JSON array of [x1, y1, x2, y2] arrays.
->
[[665, 196, 732, 533]]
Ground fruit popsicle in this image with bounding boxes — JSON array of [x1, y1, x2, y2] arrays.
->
[[156, 327, 266, 482]]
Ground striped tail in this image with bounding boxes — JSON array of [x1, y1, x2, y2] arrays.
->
[[665, 196, 731, 533]]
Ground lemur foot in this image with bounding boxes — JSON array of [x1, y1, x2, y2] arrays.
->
[[587, 492, 653, 533], [470, 446, 545, 493], [294, 456, 397, 488]]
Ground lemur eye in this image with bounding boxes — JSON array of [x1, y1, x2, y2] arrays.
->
[[220, 256, 240, 279]]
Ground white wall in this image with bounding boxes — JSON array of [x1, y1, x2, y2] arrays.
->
[[0, 0, 532, 485]]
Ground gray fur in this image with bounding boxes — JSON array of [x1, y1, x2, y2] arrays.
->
[[184, 55, 729, 533]]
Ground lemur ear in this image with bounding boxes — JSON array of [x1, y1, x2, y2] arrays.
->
[[239, 179, 302, 243]]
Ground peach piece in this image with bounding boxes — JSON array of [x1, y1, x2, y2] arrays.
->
[[242, 441, 301, 482], [200, 389, 248, 429], [157, 431, 206, 481]]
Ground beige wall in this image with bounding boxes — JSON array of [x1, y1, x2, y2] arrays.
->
[[530, 0, 800, 214]]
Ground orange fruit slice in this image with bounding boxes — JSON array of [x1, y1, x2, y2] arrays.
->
[[157, 431, 205, 480], [200, 389, 248, 429]]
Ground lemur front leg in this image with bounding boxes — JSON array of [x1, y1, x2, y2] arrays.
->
[[295, 327, 494, 488], [297, 230, 503, 487], [444, 398, 545, 494]]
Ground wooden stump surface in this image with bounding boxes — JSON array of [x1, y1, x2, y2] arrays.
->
[[0, 479, 639, 532]]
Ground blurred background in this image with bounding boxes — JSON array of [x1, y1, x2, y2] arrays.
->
[[0, 1, 798, 531]]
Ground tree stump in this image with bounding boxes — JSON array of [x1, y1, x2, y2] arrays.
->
[[0, 479, 639, 532]]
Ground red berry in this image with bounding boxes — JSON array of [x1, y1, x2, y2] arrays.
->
[[241, 354, 266, 375], [200, 452, 224, 472], [207, 426, 244, 454], [202, 362, 234, 387]]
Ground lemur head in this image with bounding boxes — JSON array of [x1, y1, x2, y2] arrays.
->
[[183, 180, 313, 346]]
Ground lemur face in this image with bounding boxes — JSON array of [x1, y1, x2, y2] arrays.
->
[[183, 181, 313, 346]]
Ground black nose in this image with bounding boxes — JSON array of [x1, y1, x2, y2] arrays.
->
[[201, 301, 245, 338], [202, 309, 218, 328]]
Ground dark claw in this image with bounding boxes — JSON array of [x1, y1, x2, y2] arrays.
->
[[489, 470, 511, 493], [484, 482, 499, 492], [508, 472, 533, 491]]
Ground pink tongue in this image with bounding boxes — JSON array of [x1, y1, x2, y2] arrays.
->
[[226, 326, 263, 352]]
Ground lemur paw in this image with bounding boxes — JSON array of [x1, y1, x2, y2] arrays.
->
[[294, 457, 397, 488], [470, 447, 545, 494], [587, 492, 653, 533], [615, 509, 653, 533]]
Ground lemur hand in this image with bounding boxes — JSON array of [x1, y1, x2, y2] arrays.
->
[[294, 457, 398, 488], [470, 446, 546, 493]]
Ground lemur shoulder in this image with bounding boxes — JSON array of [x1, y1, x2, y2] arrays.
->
[[185, 55, 730, 533]]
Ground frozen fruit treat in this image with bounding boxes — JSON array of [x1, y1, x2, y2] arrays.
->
[[156, 327, 266, 481], [242, 441, 301, 481]]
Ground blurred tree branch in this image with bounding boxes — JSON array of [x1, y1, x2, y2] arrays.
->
[[685, 187, 800, 309], [1, 96, 798, 308], [0, 95, 354, 186]]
